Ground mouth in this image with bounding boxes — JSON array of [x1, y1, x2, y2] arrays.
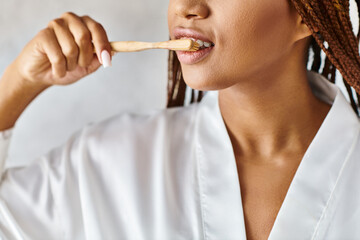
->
[[180, 37, 215, 50], [172, 27, 215, 64]]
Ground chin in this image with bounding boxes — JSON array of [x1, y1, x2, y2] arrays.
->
[[181, 67, 211, 91], [182, 70, 233, 91]]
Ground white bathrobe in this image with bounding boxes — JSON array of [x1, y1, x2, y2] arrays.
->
[[0, 70, 359, 240]]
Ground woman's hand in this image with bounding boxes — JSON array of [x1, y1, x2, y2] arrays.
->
[[0, 12, 112, 130], [12, 12, 112, 87]]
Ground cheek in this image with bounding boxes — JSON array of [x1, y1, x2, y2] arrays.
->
[[223, 1, 293, 76], [251, 2, 295, 59], [180, 0, 294, 91]]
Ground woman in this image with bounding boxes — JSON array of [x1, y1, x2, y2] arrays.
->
[[0, 0, 359, 239]]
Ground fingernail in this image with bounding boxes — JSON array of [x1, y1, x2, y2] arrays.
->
[[101, 50, 111, 68]]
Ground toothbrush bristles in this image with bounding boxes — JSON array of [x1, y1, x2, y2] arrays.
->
[[191, 40, 200, 51]]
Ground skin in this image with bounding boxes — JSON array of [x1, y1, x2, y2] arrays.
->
[[0, 12, 112, 130], [168, 0, 331, 239], [0, 1, 331, 240]]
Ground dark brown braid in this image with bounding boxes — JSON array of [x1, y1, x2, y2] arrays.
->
[[166, 0, 360, 115]]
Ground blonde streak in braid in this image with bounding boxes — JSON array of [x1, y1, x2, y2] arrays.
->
[[326, 1, 347, 46]]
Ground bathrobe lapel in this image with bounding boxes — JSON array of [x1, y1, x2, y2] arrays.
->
[[195, 89, 246, 239], [268, 75, 360, 239], [195, 70, 360, 239]]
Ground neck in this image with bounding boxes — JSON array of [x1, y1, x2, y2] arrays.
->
[[218, 66, 331, 161]]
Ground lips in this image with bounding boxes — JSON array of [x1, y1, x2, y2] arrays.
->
[[172, 27, 215, 65]]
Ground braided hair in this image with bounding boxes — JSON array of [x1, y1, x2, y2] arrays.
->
[[166, 0, 360, 115]]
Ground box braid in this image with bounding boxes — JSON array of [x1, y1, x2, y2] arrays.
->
[[291, 0, 360, 114], [167, 0, 360, 116]]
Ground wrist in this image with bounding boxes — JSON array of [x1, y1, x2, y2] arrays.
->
[[4, 61, 51, 93], [0, 62, 50, 131]]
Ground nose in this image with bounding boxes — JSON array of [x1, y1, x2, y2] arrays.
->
[[174, 0, 210, 20]]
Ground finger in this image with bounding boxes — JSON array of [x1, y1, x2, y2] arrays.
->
[[62, 12, 93, 67], [48, 18, 79, 71], [38, 28, 67, 78], [81, 15, 112, 65], [86, 55, 102, 74], [66, 55, 101, 82]]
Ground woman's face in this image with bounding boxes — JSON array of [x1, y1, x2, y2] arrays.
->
[[167, 0, 310, 91]]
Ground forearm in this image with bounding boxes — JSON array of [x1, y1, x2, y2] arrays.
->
[[0, 62, 50, 131]]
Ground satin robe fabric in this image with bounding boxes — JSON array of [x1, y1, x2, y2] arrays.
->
[[0, 70, 359, 240]]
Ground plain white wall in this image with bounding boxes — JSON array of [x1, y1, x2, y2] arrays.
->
[[0, 0, 359, 168], [0, 0, 169, 167]]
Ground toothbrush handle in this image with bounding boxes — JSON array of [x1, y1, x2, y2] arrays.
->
[[110, 41, 153, 52], [108, 39, 196, 52]]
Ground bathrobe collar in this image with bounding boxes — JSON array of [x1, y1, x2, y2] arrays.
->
[[195, 70, 360, 239]]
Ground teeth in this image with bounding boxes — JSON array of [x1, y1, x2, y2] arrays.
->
[[180, 37, 213, 49], [196, 40, 204, 47], [203, 42, 211, 48]]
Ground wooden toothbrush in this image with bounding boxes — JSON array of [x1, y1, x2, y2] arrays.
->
[[108, 39, 200, 52]]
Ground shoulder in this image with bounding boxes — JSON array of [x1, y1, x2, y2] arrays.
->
[[41, 103, 202, 172], [96, 103, 198, 131], [80, 103, 201, 149]]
